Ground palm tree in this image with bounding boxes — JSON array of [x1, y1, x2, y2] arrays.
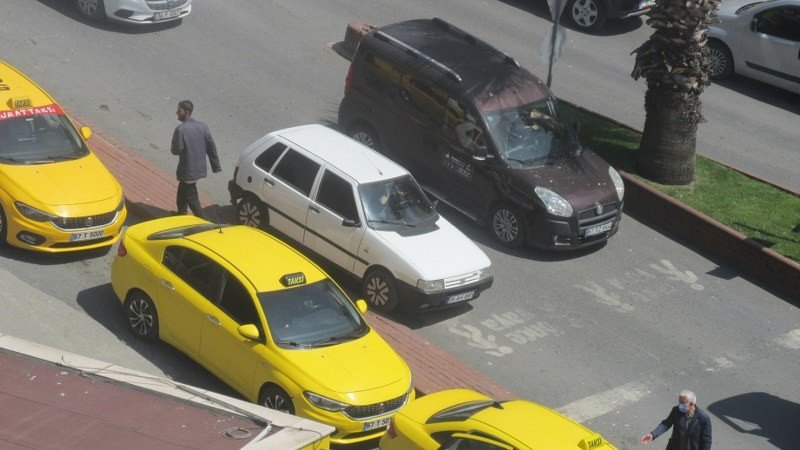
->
[[631, 0, 720, 185]]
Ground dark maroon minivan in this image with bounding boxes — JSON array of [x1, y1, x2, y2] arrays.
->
[[338, 18, 625, 249]]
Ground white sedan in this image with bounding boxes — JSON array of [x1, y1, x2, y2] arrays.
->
[[74, 0, 191, 24], [708, 0, 800, 93]]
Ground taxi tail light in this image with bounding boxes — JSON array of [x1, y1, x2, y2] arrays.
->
[[385, 417, 397, 439], [344, 63, 354, 97], [117, 241, 127, 257]]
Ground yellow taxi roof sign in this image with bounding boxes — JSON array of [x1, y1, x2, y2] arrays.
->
[[9, 97, 32, 109]]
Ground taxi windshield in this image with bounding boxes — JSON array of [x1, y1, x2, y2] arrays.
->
[[0, 114, 88, 164], [482, 98, 579, 166], [258, 279, 368, 349], [359, 175, 437, 229]]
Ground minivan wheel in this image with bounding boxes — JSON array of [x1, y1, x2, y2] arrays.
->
[[350, 124, 381, 151], [237, 195, 269, 230], [75, 0, 106, 21], [491, 205, 526, 248], [259, 386, 295, 415], [124, 291, 159, 342], [363, 268, 399, 312], [708, 41, 733, 79], [567, 0, 607, 31]]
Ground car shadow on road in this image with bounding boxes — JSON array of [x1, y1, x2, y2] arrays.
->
[[711, 77, 800, 116], [75, 282, 241, 399], [708, 392, 800, 450], [36, 0, 183, 34], [497, 0, 646, 36]]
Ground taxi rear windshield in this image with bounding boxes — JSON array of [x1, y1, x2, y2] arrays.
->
[[0, 113, 89, 164]]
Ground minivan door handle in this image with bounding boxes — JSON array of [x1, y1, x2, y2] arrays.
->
[[206, 315, 221, 326]]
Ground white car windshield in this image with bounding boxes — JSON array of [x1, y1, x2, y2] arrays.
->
[[359, 175, 437, 228], [483, 98, 579, 166], [0, 114, 88, 164], [258, 280, 367, 349]]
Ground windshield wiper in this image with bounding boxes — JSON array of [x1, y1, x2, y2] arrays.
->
[[274, 339, 311, 348], [307, 329, 365, 347], [367, 219, 416, 228]]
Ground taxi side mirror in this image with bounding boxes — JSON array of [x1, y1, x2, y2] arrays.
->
[[80, 126, 92, 140], [238, 324, 260, 341], [356, 299, 368, 314]]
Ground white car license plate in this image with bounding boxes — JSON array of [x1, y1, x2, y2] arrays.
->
[[584, 221, 613, 237], [446, 290, 476, 304], [70, 229, 105, 242], [362, 416, 391, 431], [154, 9, 181, 21]]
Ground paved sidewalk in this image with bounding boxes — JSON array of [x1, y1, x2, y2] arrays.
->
[[69, 110, 514, 402]]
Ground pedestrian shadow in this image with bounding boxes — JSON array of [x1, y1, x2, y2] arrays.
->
[[707, 392, 800, 450], [75, 283, 240, 399], [126, 202, 236, 225]]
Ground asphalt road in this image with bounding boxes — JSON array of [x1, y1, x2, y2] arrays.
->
[[2, 1, 799, 449]]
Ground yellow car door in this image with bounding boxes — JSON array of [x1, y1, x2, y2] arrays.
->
[[157, 245, 223, 357], [198, 269, 261, 397]]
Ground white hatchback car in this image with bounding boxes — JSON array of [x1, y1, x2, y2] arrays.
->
[[74, 0, 191, 24], [708, 0, 800, 93], [229, 124, 493, 313]]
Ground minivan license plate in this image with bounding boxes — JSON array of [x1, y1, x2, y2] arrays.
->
[[447, 291, 475, 304], [70, 230, 104, 242], [362, 416, 391, 431], [584, 221, 612, 237]]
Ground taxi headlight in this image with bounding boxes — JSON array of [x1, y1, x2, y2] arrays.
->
[[535, 187, 573, 217], [609, 166, 625, 201], [417, 279, 445, 292], [15, 202, 56, 222], [304, 391, 349, 412]]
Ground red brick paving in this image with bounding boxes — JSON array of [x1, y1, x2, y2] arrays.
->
[[71, 114, 515, 401]]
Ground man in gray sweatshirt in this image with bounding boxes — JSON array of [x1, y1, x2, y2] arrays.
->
[[170, 100, 221, 219]]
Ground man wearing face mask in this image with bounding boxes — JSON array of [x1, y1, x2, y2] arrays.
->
[[641, 390, 712, 449]]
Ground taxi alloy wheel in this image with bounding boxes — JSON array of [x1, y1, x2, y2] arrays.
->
[[350, 124, 381, 151], [0, 205, 7, 246], [125, 292, 159, 342], [237, 195, 268, 230], [74, 0, 106, 20], [491, 205, 525, 248], [260, 386, 295, 415], [363, 268, 399, 312]]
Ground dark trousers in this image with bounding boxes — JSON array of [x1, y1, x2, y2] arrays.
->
[[176, 181, 205, 219]]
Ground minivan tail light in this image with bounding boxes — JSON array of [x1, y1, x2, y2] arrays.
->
[[117, 240, 127, 257], [344, 63, 354, 97]]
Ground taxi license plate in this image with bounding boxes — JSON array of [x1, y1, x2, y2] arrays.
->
[[154, 9, 181, 21], [362, 416, 391, 431], [446, 290, 475, 304], [70, 230, 104, 242], [584, 221, 613, 237]]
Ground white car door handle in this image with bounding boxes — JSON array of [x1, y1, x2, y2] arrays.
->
[[160, 279, 174, 290], [206, 315, 221, 326], [264, 176, 275, 186], [309, 204, 320, 214]]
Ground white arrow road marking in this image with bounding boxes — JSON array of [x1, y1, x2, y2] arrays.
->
[[775, 329, 800, 350]]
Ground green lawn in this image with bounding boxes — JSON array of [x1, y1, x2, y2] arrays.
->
[[561, 103, 800, 262]]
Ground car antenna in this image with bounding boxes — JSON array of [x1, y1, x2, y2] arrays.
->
[[362, 151, 383, 176], [210, 204, 223, 233]]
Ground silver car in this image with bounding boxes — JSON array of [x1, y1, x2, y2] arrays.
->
[[708, 0, 800, 93], [74, 0, 192, 24]]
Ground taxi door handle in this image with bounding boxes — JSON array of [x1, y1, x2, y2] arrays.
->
[[206, 315, 221, 326], [160, 279, 174, 290]]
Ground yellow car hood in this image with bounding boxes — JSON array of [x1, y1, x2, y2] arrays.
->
[[1, 153, 119, 206], [283, 331, 408, 394]]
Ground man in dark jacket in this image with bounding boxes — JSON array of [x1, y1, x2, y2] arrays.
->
[[641, 390, 712, 450], [170, 100, 221, 219]]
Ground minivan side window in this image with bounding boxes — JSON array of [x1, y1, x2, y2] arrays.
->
[[445, 98, 487, 155], [316, 170, 358, 222], [362, 52, 402, 100], [255, 142, 287, 172], [271, 149, 321, 196], [755, 7, 800, 41], [399, 74, 447, 126]]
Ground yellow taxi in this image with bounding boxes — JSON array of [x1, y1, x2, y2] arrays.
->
[[0, 61, 126, 252], [110, 216, 415, 445], [380, 389, 618, 449]]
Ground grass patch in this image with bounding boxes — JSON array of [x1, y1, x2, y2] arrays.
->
[[561, 103, 800, 262]]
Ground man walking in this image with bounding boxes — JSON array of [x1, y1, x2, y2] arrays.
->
[[641, 390, 712, 450], [170, 100, 221, 219]]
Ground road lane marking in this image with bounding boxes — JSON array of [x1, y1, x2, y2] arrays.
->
[[775, 329, 800, 350], [556, 379, 652, 423]]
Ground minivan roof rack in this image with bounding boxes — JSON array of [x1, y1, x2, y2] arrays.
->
[[374, 30, 463, 83], [431, 17, 520, 67]]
